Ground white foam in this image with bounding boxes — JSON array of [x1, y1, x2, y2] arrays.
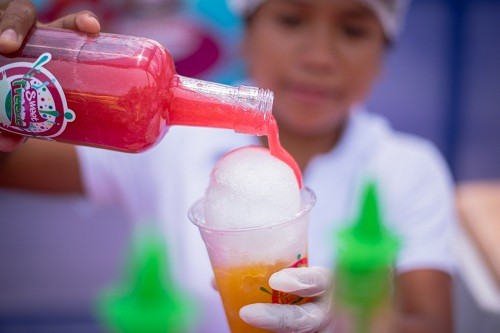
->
[[204, 146, 301, 229]]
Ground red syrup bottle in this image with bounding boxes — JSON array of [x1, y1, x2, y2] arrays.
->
[[0, 26, 273, 153]]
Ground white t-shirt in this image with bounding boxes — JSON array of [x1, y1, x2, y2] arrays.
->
[[78, 109, 456, 333]]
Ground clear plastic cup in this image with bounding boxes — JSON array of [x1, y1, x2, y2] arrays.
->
[[188, 187, 316, 333]]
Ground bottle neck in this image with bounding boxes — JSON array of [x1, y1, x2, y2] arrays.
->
[[168, 75, 273, 136]]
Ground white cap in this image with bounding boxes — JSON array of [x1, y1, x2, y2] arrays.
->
[[227, 0, 412, 41]]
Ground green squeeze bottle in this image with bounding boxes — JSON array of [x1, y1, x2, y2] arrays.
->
[[333, 181, 400, 333], [96, 226, 197, 333]]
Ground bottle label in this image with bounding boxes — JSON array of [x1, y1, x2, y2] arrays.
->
[[0, 53, 75, 138]]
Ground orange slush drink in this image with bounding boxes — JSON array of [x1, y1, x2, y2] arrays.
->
[[189, 187, 316, 333], [213, 255, 309, 333]]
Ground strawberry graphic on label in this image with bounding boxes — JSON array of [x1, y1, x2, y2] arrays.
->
[[260, 254, 311, 305], [290, 254, 308, 268], [0, 53, 75, 138]]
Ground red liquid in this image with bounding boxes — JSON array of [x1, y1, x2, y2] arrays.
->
[[167, 79, 302, 186], [268, 117, 303, 188], [168, 78, 269, 136], [169, 85, 303, 186], [0, 27, 303, 186], [0, 29, 174, 152]]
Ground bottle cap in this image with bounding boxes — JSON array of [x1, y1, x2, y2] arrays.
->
[[337, 181, 400, 270], [97, 225, 197, 333], [334, 181, 400, 318]]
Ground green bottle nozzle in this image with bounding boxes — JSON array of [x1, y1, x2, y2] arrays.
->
[[97, 226, 197, 333], [334, 181, 400, 332]]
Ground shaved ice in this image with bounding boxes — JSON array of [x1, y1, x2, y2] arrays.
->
[[204, 146, 301, 229]]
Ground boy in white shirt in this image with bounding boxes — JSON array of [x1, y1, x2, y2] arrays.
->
[[0, 0, 455, 332]]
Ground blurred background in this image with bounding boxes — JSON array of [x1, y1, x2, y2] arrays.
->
[[1, 0, 499, 332]]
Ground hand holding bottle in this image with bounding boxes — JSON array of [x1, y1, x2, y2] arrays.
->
[[239, 266, 335, 333], [0, 0, 101, 152], [0, 8, 273, 152]]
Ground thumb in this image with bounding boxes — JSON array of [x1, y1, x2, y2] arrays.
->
[[43, 11, 101, 34], [0, 0, 37, 53], [269, 266, 333, 297]]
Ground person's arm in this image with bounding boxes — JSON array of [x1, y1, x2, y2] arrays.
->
[[380, 136, 456, 332], [0, 139, 83, 193], [392, 269, 453, 333]]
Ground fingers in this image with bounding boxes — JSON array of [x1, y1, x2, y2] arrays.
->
[[240, 267, 335, 332], [0, 132, 26, 152], [240, 302, 332, 333], [269, 266, 333, 297], [43, 10, 101, 34], [0, 0, 37, 53], [0, 1, 101, 54]]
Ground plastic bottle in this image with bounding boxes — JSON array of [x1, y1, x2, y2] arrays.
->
[[333, 181, 400, 333], [0, 26, 273, 153]]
